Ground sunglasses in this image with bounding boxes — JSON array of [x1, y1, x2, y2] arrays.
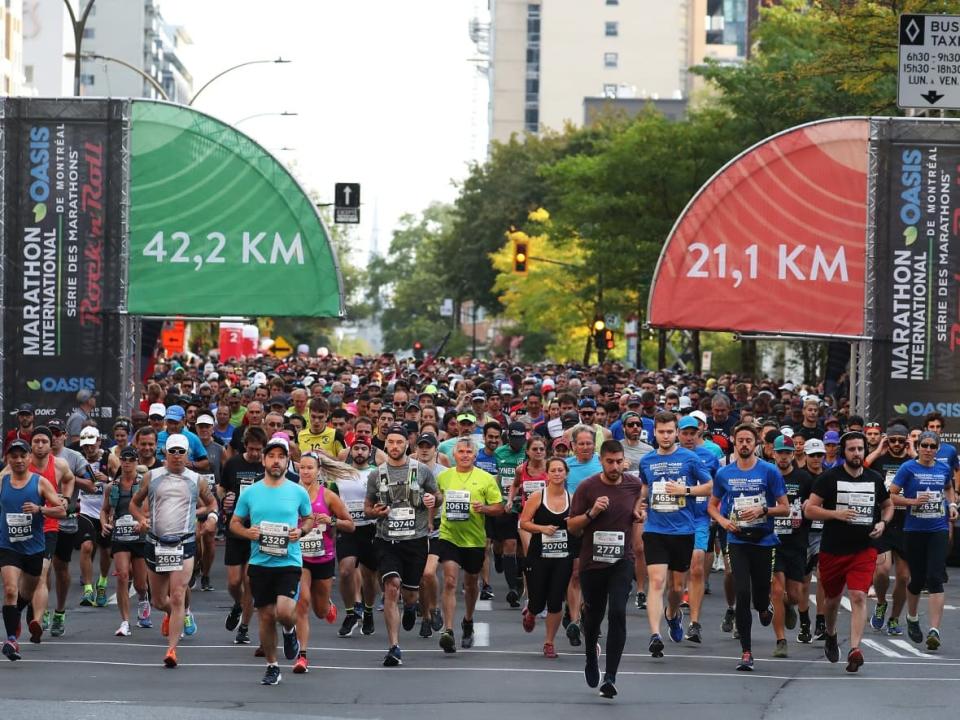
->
[[919, 443, 938, 449], [167, 448, 187, 455], [887, 437, 906, 443]]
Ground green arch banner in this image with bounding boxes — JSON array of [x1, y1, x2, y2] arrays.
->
[[128, 101, 344, 317]]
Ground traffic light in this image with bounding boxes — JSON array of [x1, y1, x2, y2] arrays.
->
[[593, 315, 607, 362], [603, 328, 614, 350], [513, 239, 528, 274], [413, 341, 424, 362]]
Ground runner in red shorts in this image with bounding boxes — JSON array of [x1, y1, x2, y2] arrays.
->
[[805, 431, 893, 674]]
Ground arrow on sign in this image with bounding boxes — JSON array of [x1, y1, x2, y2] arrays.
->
[[343, 186, 352, 206], [922, 89, 945, 104]]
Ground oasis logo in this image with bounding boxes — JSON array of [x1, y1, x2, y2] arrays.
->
[[893, 401, 960, 418], [26, 376, 96, 393], [899, 148, 922, 247], [28, 126, 50, 222]]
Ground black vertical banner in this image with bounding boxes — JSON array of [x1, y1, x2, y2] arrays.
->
[[2, 99, 126, 427], [871, 120, 960, 444]]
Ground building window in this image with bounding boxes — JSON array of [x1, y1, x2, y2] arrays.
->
[[604, 52, 618, 68], [605, 21, 618, 36], [80, 74, 95, 86], [524, 3, 541, 134], [23, 64, 33, 83], [603, 83, 617, 98]]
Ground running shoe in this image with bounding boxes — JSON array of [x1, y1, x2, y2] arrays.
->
[[506, 589, 521, 608], [419, 618, 433, 638], [41, 611, 50, 631], [813, 619, 827, 642], [566, 620, 582, 646], [721, 607, 736, 633], [115, 621, 131, 637], [680, 591, 690, 609], [599, 675, 618, 699], [522, 607, 536, 633], [95, 585, 108, 607], [2, 640, 21, 661], [235, 624, 251, 644], [260, 664, 281, 685], [926, 628, 941, 651], [383, 644, 403, 667], [543, 642, 558, 658], [225, 603, 242, 631], [887, 618, 904, 636], [293, 655, 309, 674], [666, 607, 684, 643], [773, 638, 788, 658], [361, 610, 375, 636], [871, 601, 887, 631], [183, 611, 197, 636], [845, 647, 864, 673], [401, 604, 417, 632], [636, 591, 647, 610], [50, 611, 65, 637], [737, 651, 754, 671], [200, 576, 213, 592], [28, 619, 42, 644], [137, 600, 152, 628], [907, 617, 923, 643], [282, 627, 300, 660], [797, 623, 812, 644], [758, 605, 773, 627], [325, 603, 338, 625], [685, 621, 702, 644], [163, 648, 177, 668], [439, 628, 456, 653], [824, 632, 840, 663], [480, 584, 494, 600], [430, 608, 443, 632], [461, 618, 475, 649], [649, 633, 664, 658], [338, 611, 360, 638], [584, 648, 600, 688], [79, 589, 95, 607]]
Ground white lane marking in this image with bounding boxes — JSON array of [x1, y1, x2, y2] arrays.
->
[[889, 639, 935, 657], [17, 658, 960, 680], [106, 585, 138, 606], [473, 622, 489, 647], [43, 641, 960, 666], [474, 600, 492, 612], [861, 638, 903, 657]]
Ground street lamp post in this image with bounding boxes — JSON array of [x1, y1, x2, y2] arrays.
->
[[188, 58, 291, 106], [64, 52, 169, 100], [62, 0, 97, 96]]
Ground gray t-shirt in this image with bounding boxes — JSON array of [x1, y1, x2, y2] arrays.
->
[[55, 446, 90, 477], [365, 459, 437, 542], [623, 439, 654, 473], [200, 440, 225, 489]]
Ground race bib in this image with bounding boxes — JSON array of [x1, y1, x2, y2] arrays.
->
[[913, 490, 944, 520], [444, 490, 471, 522], [154, 543, 183, 572], [300, 528, 326, 559], [837, 491, 874, 525], [113, 514, 139, 542], [733, 494, 765, 527], [541, 529, 568, 559], [260, 521, 290, 556], [811, 519, 824, 531], [522, 480, 545, 498], [387, 506, 416, 538], [239, 477, 255, 496], [500, 475, 514, 493], [592, 530, 625, 563], [774, 500, 803, 535], [652, 480, 684, 512], [346, 500, 367, 523], [6, 513, 32, 543]]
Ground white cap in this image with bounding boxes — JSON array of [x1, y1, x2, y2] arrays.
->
[[79, 427, 100, 446], [779, 381, 795, 392], [206, 372, 219, 381], [148, 402, 167, 418], [779, 426, 795, 438], [264, 436, 289, 455], [253, 372, 267, 387], [678, 396, 692, 410], [803, 394, 821, 405], [804, 438, 826, 454], [196, 414, 214, 426], [165, 434, 189, 452], [690, 410, 708, 426]]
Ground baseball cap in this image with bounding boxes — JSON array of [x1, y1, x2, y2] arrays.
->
[[456, 411, 477, 424], [690, 410, 707, 426], [621, 411, 641, 424], [803, 395, 821, 405], [264, 436, 290, 455], [14, 403, 33, 415], [47, 419, 65, 432], [165, 405, 185, 422], [196, 414, 214, 426], [626, 394, 642, 407], [416, 432, 438, 448], [773, 435, 794, 452], [148, 403, 167, 418], [119, 446, 139, 461], [885, 423, 909, 437], [499, 384, 514, 396], [823, 430, 840, 444], [79, 427, 100, 446], [351, 436, 371, 447], [578, 398, 597, 410], [824, 415, 840, 427], [470, 389, 486, 401], [677, 416, 699, 431], [507, 421, 527, 440], [779, 426, 795, 438], [678, 396, 692, 410], [552, 436, 570, 450], [561, 411, 580, 429], [386, 423, 409, 439], [6, 439, 30, 454], [804, 438, 826, 455], [779, 382, 795, 392], [165, 434, 189, 452]]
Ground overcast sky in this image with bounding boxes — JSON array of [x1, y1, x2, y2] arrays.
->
[[162, 0, 488, 260]]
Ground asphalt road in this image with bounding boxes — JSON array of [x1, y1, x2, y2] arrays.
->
[[3, 545, 960, 719]]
